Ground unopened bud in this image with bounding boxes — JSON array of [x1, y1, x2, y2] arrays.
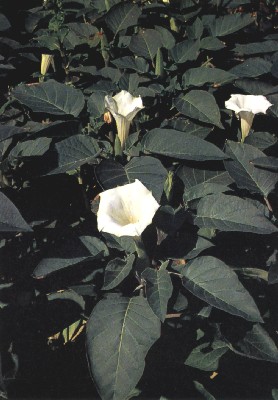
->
[[41, 54, 54, 76]]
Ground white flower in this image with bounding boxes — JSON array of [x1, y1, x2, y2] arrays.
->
[[225, 94, 272, 142], [104, 90, 144, 149], [97, 179, 159, 237]]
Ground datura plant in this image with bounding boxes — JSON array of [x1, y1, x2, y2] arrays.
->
[[0, 1, 277, 400]]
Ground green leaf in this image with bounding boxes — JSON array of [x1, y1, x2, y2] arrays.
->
[[142, 129, 227, 161], [0, 125, 23, 142], [12, 80, 85, 117], [64, 23, 100, 48], [105, 3, 141, 36], [154, 25, 175, 49], [208, 13, 255, 37], [96, 156, 167, 202], [0, 191, 32, 232], [273, 389, 278, 400], [224, 141, 278, 197], [46, 135, 101, 175], [142, 267, 173, 322], [185, 340, 229, 371], [227, 324, 278, 363], [0, 13, 11, 31], [170, 39, 200, 64], [33, 236, 108, 278], [234, 40, 278, 55], [251, 156, 278, 172], [86, 294, 160, 400], [129, 29, 162, 61], [229, 58, 272, 78], [200, 36, 225, 50], [103, 254, 135, 290], [182, 256, 263, 322], [162, 118, 212, 139], [183, 67, 236, 87], [177, 166, 233, 202], [87, 92, 106, 118], [9, 137, 52, 159], [111, 56, 149, 73], [245, 131, 277, 150], [195, 193, 277, 234], [174, 90, 223, 128]]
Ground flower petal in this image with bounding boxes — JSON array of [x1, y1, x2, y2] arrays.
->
[[225, 94, 272, 115], [113, 90, 144, 118]]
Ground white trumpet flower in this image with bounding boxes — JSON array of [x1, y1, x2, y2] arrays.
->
[[97, 180, 159, 237], [225, 94, 272, 142], [104, 90, 144, 149]]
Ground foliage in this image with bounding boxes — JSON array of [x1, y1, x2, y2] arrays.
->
[[0, 0, 277, 399]]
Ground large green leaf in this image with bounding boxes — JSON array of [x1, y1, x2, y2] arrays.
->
[[183, 67, 236, 87], [129, 29, 162, 61], [174, 90, 223, 128], [33, 236, 108, 278], [142, 266, 173, 322], [111, 56, 149, 73], [208, 13, 254, 37], [185, 340, 229, 371], [170, 39, 200, 64], [103, 254, 135, 290], [12, 80, 85, 117], [46, 135, 101, 175], [182, 256, 263, 322], [96, 156, 167, 201], [0, 13, 11, 31], [86, 294, 160, 400], [229, 58, 272, 78], [87, 92, 106, 118], [177, 166, 233, 202], [195, 193, 277, 234], [224, 141, 278, 197], [234, 40, 278, 55], [105, 3, 141, 37], [0, 191, 32, 232], [9, 137, 52, 159], [252, 156, 278, 172], [142, 129, 227, 161], [227, 324, 278, 363]]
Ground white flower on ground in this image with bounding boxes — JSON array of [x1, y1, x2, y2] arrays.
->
[[104, 90, 144, 149], [225, 94, 272, 142], [97, 179, 159, 237]]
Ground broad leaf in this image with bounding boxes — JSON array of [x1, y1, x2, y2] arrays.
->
[[234, 40, 278, 55], [12, 80, 85, 117], [227, 324, 278, 363], [200, 36, 225, 50], [251, 156, 278, 172], [87, 92, 106, 118], [103, 254, 135, 290], [162, 118, 212, 139], [245, 131, 277, 150], [142, 129, 227, 161], [86, 294, 160, 400], [185, 340, 229, 371], [177, 166, 233, 202], [170, 39, 200, 64], [174, 90, 223, 128], [0, 125, 23, 142], [0, 13, 11, 31], [0, 191, 32, 232], [229, 58, 272, 78], [183, 67, 236, 87], [182, 256, 263, 322], [129, 29, 162, 61], [208, 13, 254, 37], [193, 381, 216, 400], [105, 3, 141, 37], [195, 193, 277, 234], [46, 135, 101, 175], [9, 137, 52, 159], [111, 56, 149, 73], [225, 141, 278, 197], [142, 266, 173, 322]]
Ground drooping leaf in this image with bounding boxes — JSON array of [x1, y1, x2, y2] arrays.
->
[[129, 29, 162, 61], [174, 90, 223, 128], [9, 137, 52, 159], [234, 40, 278, 55], [142, 129, 227, 161], [183, 67, 236, 87], [177, 166, 233, 202], [185, 340, 229, 371], [46, 135, 101, 175], [103, 254, 135, 290], [154, 25, 175, 49], [200, 36, 225, 50], [227, 324, 278, 363], [0, 191, 32, 232], [142, 266, 173, 322], [170, 39, 200, 64], [193, 381, 216, 400], [208, 13, 254, 37], [224, 141, 278, 197], [86, 294, 160, 400], [12, 80, 85, 117], [105, 3, 141, 36], [195, 193, 277, 234], [182, 256, 263, 322]]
